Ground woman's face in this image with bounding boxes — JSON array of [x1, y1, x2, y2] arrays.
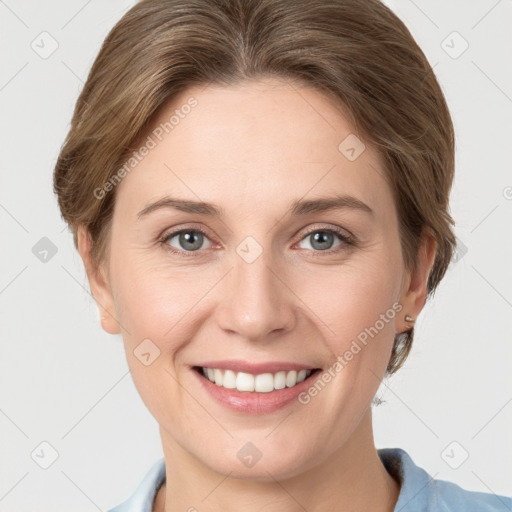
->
[[85, 78, 427, 480]]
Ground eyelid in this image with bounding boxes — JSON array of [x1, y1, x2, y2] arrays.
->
[[297, 223, 354, 241], [159, 223, 215, 242]]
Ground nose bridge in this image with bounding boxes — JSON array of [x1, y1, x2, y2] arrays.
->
[[216, 242, 296, 341]]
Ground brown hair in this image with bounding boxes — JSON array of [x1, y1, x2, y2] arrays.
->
[[53, 0, 456, 374]]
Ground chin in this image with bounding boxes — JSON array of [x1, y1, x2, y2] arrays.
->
[[198, 439, 318, 482]]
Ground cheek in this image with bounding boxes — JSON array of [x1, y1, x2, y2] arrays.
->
[[109, 258, 196, 419], [109, 238, 174, 330], [110, 253, 216, 357], [302, 260, 400, 340], [293, 257, 403, 398], [294, 263, 402, 419]]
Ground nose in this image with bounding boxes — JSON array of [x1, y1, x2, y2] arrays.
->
[[215, 249, 297, 342]]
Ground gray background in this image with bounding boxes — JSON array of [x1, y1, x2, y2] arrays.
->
[[1, 0, 511, 510]]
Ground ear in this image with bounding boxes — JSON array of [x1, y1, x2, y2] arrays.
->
[[76, 225, 121, 335], [396, 229, 437, 334]]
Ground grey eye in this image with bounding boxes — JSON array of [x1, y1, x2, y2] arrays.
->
[[166, 230, 211, 251], [298, 230, 343, 251]]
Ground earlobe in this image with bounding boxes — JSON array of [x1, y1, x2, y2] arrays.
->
[[396, 230, 437, 334], [76, 226, 121, 335]]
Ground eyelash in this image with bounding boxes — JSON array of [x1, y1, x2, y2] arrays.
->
[[158, 224, 356, 259]]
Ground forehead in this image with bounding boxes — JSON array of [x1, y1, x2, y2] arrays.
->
[[115, 78, 391, 218]]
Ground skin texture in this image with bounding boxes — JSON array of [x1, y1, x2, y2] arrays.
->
[[78, 78, 436, 512]]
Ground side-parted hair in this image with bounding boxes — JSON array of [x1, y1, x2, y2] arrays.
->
[[53, 0, 456, 374]]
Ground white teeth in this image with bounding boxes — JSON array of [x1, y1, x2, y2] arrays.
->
[[214, 368, 223, 386], [236, 372, 254, 392], [255, 373, 274, 393], [200, 367, 313, 392], [274, 371, 286, 390], [222, 369, 237, 389], [286, 370, 297, 387]]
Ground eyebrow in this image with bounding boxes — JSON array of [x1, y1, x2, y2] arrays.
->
[[137, 194, 374, 219]]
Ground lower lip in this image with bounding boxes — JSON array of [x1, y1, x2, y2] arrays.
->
[[191, 367, 321, 414]]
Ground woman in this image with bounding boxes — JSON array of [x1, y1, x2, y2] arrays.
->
[[53, 0, 511, 510]]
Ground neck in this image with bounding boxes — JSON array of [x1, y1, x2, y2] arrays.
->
[[154, 409, 400, 512]]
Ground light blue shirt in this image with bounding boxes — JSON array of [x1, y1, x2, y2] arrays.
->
[[107, 447, 511, 511]]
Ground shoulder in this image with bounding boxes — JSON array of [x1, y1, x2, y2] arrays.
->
[[433, 477, 511, 511], [106, 457, 166, 512], [378, 448, 511, 512]]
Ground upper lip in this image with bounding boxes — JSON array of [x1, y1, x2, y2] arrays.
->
[[194, 360, 319, 374]]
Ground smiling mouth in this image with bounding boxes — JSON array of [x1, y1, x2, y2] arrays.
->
[[193, 366, 321, 393]]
